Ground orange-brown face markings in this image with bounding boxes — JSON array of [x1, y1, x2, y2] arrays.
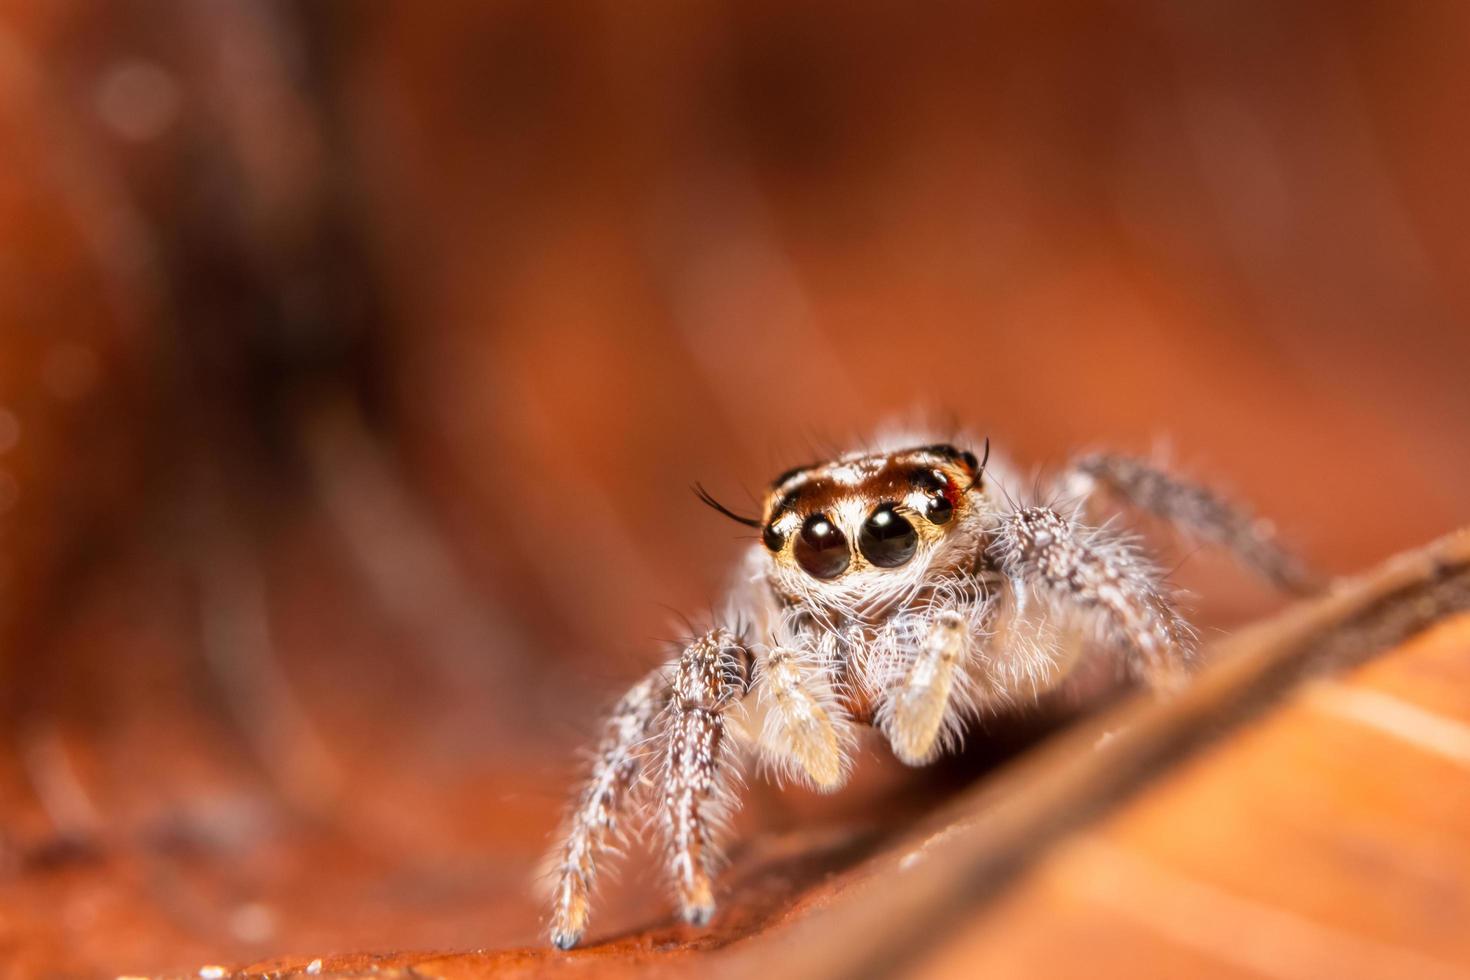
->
[[761, 448, 979, 529]]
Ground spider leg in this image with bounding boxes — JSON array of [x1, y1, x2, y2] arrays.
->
[[660, 628, 753, 927], [548, 668, 671, 950], [880, 609, 972, 765], [1064, 453, 1320, 594], [993, 504, 1196, 691], [758, 646, 849, 790]]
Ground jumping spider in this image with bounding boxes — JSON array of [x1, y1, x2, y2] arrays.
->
[[546, 437, 1313, 949]]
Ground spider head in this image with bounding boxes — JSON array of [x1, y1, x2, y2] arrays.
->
[[752, 443, 989, 608]]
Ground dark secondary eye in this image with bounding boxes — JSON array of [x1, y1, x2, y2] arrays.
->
[[762, 524, 784, 552], [859, 503, 918, 567], [913, 468, 955, 525], [925, 492, 954, 525], [794, 514, 850, 579]]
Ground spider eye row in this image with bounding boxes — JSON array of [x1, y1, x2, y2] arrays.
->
[[774, 478, 957, 580]]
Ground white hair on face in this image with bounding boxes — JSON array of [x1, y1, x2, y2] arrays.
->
[[827, 460, 878, 485]]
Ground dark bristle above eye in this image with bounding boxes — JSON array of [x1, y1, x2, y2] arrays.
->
[[693, 483, 763, 529], [915, 443, 982, 473]]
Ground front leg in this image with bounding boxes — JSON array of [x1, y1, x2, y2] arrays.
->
[[994, 505, 1196, 691], [661, 628, 753, 926], [879, 609, 972, 765], [757, 646, 849, 791]]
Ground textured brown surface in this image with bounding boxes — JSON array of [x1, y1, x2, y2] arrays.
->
[[918, 619, 1470, 978], [0, 2, 1469, 977]]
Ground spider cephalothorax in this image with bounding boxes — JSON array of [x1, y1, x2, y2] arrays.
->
[[545, 436, 1314, 950]]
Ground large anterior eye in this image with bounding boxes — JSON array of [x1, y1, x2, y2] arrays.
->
[[859, 503, 918, 567], [794, 514, 850, 579]]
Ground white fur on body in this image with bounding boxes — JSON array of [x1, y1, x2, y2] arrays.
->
[[545, 443, 1306, 950]]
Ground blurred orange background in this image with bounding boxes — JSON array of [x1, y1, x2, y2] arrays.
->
[[0, 1, 1467, 974]]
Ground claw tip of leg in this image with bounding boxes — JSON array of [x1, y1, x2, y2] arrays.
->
[[682, 901, 716, 927]]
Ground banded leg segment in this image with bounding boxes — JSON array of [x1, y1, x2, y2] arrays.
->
[[549, 670, 671, 950], [995, 506, 1195, 691], [883, 611, 969, 765], [1067, 453, 1319, 594], [662, 629, 752, 925]]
